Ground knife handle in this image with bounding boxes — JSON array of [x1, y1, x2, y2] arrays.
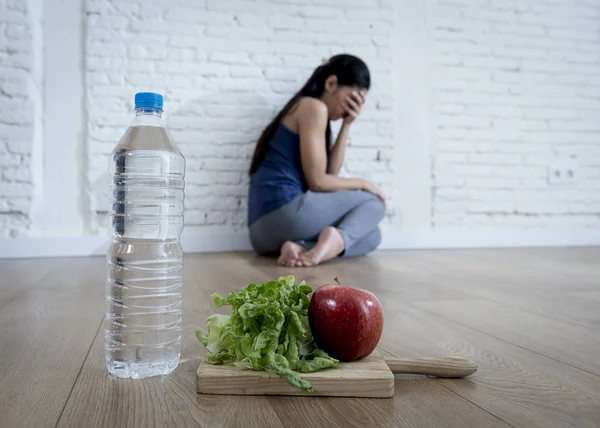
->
[[385, 356, 477, 378]]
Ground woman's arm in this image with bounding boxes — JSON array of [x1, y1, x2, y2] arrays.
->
[[327, 123, 350, 176], [327, 90, 365, 176], [297, 98, 366, 193]]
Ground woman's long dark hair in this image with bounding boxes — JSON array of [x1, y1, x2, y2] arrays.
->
[[249, 54, 371, 175]]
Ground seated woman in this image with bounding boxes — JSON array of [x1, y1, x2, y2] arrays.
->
[[248, 54, 385, 267]]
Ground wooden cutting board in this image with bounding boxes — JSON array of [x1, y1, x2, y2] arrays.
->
[[196, 352, 476, 398], [197, 351, 394, 398]]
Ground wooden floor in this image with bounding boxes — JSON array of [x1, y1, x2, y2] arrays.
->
[[1, 248, 599, 428]]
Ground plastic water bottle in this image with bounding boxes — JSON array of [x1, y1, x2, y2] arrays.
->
[[105, 92, 185, 379]]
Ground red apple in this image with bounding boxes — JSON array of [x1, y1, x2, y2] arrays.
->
[[308, 278, 384, 362]]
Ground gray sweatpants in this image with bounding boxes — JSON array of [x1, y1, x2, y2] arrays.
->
[[249, 190, 385, 257]]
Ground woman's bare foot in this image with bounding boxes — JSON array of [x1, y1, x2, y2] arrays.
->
[[277, 241, 305, 267], [297, 227, 345, 267]]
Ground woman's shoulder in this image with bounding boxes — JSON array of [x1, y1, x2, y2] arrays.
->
[[296, 96, 328, 117], [294, 97, 328, 128], [283, 97, 328, 133]]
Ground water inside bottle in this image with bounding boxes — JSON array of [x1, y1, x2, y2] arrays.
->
[[105, 116, 185, 379]]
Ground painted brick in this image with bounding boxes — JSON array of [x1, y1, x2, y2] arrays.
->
[[89, 0, 395, 236], [0, 0, 38, 236], [3, 166, 31, 183], [431, 0, 600, 229], [3, 0, 598, 239]]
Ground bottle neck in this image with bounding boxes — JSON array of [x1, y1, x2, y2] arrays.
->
[[131, 107, 164, 127]]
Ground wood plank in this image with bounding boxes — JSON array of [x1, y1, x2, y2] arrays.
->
[[0, 248, 594, 427], [375, 247, 600, 294], [248, 259, 511, 428], [433, 277, 600, 329], [567, 290, 600, 305], [413, 298, 600, 375], [58, 252, 507, 427], [0, 257, 105, 428], [57, 327, 287, 428], [250, 256, 512, 428], [377, 251, 600, 328], [197, 352, 394, 398], [315, 249, 600, 375], [381, 304, 600, 428], [300, 252, 600, 428], [0, 257, 67, 305], [56, 253, 289, 428], [266, 379, 509, 428]]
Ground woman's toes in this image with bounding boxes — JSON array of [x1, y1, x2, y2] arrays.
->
[[298, 252, 315, 267]]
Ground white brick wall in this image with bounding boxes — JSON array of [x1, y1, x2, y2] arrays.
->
[[0, 0, 38, 237], [84, 0, 396, 233], [1, 0, 599, 249], [430, 0, 600, 229]]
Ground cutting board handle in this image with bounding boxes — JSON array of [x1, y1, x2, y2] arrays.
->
[[384, 357, 477, 378]]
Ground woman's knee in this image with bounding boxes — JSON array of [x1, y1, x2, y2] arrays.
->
[[366, 197, 386, 223], [344, 227, 381, 257], [371, 227, 382, 248], [364, 227, 382, 252], [345, 189, 379, 203]]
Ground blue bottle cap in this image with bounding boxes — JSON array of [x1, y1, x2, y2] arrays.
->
[[134, 92, 163, 110]]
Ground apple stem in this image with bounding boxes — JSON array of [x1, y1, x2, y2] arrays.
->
[[334, 277, 342, 285]]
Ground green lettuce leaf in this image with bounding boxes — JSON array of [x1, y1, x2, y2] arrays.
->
[[195, 275, 339, 391]]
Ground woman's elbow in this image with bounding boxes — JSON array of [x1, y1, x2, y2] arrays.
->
[[307, 178, 326, 192]]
